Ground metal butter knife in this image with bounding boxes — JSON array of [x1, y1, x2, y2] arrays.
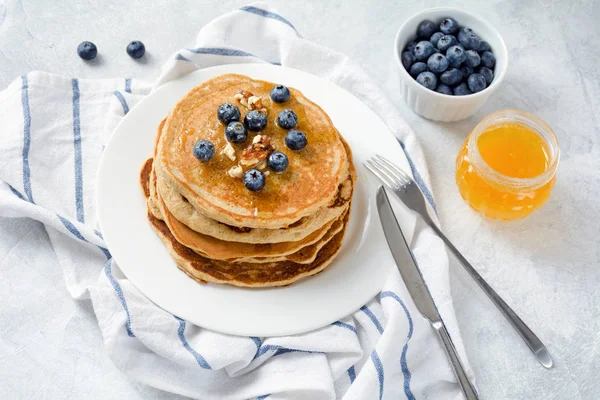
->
[[376, 186, 479, 400]]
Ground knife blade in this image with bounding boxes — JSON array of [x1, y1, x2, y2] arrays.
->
[[376, 186, 440, 324]]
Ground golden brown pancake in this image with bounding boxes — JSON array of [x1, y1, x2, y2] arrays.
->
[[155, 74, 349, 229]]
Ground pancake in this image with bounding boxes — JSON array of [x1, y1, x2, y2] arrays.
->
[[155, 74, 349, 229], [140, 159, 350, 287]]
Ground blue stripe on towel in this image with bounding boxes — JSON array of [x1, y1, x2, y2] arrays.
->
[[105, 261, 135, 337], [240, 6, 300, 35], [332, 320, 358, 334], [256, 395, 270, 400], [71, 79, 85, 223], [174, 316, 211, 369], [250, 336, 262, 349], [360, 305, 383, 334], [347, 365, 356, 383], [186, 47, 281, 65], [8, 183, 26, 201], [175, 53, 191, 62], [21, 75, 34, 203], [371, 350, 385, 400], [125, 78, 132, 93], [397, 139, 437, 215], [113, 91, 130, 115], [380, 291, 415, 400]]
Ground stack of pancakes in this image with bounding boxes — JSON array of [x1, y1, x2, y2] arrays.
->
[[140, 74, 355, 287]]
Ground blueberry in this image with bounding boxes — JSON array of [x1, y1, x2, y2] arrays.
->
[[435, 83, 453, 95], [459, 66, 474, 80], [478, 41, 491, 52], [464, 50, 481, 68], [267, 151, 289, 173], [270, 85, 291, 103], [417, 20, 437, 39], [416, 71, 437, 90], [193, 140, 215, 162], [285, 130, 307, 150], [453, 83, 472, 96], [467, 73, 487, 93], [446, 45, 466, 67], [217, 103, 241, 125], [77, 41, 97, 60], [277, 109, 298, 129], [477, 66, 494, 85], [225, 121, 247, 143], [244, 110, 268, 131], [427, 53, 449, 74], [437, 35, 457, 52], [430, 32, 444, 47], [409, 62, 428, 78], [413, 41, 436, 61], [480, 51, 496, 69], [440, 68, 462, 86], [126, 41, 145, 59], [401, 51, 416, 70], [440, 17, 460, 35], [457, 28, 481, 50], [405, 41, 418, 53], [243, 169, 266, 192]]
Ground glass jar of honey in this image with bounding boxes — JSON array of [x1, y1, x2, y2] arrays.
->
[[456, 110, 559, 220]]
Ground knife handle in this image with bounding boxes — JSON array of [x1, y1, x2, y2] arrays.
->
[[424, 218, 553, 369], [433, 321, 479, 400]]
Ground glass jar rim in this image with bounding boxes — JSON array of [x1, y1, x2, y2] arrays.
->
[[467, 109, 560, 191]]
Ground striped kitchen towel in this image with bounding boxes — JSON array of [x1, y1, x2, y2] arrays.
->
[[0, 3, 472, 399]]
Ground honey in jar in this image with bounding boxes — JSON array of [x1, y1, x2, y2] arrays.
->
[[456, 110, 559, 220]]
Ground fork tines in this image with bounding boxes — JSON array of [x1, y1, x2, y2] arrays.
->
[[364, 155, 412, 190]]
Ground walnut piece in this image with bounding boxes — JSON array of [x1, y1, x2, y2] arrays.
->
[[240, 135, 273, 167], [227, 165, 244, 178], [234, 90, 267, 113], [223, 142, 236, 161]]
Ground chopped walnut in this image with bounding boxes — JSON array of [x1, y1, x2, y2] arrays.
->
[[264, 170, 270, 176], [240, 135, 273, 167], [227, 165, 244, 178], [256, 160, 267, 170], [234, 90, 267, 113], [223, 142, 236, 161]]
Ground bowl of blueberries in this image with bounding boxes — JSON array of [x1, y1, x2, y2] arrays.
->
[[394, 7, 507, 122]]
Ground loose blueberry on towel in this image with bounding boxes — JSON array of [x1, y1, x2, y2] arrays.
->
[[416, 71, 437, 90], [285, 130, 307, 151], [417, 20, 437, 39], [430, 32, 444, 48], [218, 103, 241, 125], [446, 45, 466, 67], [244, 110, 268, 131], [410, 62, 428, 78], [478, 66, 494, 85], [413, 41, 436, 61], [464, 50, 481, 68], [440, 68, 462, 86], [277, 109, 299, 129], [243, 169, 266, 191], [401, 51, 416, 70], [440, 18, 460, 35], [437, 35, 457, 52], [457, 28, 481, 50], [126, 41, 145, 59], [193, 140, 215, 162], [427, 53, 449, 74], [225, 121, 248, 143], [267, 151, 289, 173], [467, 73, 487, 93], [435, 83, 453, 95], [480, 51, 496, 69], [453, 83, 472, 96], [270, 85, 291, 103], [77, 41, 97, 60]]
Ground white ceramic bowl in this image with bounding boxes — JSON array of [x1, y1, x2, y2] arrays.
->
[[394, 7, 508, 122]]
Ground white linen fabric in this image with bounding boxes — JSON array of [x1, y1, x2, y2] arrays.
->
[[0, 4, 473, 399]]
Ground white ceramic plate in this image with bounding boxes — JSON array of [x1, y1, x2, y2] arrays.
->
[[97, 64, 416, 337]]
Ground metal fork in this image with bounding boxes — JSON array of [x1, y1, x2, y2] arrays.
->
[[364, 154, 553, 369]]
